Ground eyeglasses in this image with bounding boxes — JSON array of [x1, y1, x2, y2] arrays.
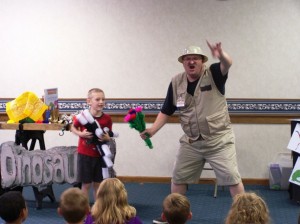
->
[[183, 56, 202, 62]]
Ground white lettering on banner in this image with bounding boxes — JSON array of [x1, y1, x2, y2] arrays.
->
[[0, 141, 78, 188]]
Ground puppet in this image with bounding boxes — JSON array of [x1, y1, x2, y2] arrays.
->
[[76, 109, 118, 178]]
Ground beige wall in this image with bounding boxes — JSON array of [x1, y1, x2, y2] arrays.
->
[[0, 0, 299, 179]]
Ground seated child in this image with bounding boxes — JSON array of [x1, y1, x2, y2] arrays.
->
[[0, 191, 28, 224], [160, 193, 192, 224], [85, 178, 142, 224], [225, 192, 270, 224], [58, 187, 90, 224]]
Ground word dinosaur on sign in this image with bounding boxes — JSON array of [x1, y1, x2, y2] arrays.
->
[[0, 141, 78, 188]]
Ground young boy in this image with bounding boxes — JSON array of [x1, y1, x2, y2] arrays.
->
[[0, 191, 28, 224], [57, 187, 90, 224], [160, 193, 192, 224], [71, 88, 113, 201]]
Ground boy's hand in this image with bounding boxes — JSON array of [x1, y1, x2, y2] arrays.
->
[[80, 129, 93, 139], [99, 132, 110, 142]]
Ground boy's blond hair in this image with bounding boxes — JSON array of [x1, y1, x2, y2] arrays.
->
[[87, 88, 104, 99], [58, 187, 89, 224], [162, 193, 191, 224], [225, 192, 270, 224]]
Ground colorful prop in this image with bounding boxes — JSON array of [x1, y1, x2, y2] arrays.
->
[[6, 91, 48, 123], [124, 106, 153, 149]]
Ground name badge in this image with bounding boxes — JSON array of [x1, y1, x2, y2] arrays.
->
[[200, 85, 212, 92], [176, 96, 185, 107]]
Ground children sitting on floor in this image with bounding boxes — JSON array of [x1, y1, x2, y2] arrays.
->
[[0, 191, 28, 224], [225, 191, 270, 224], [57, 187, 90, 224], [85, 178, 142, 224], [159, 193, 192, 224]]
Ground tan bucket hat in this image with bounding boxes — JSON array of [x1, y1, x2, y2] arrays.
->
[[178, 45, 208, 63]]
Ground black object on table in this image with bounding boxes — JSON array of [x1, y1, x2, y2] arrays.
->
[[15, 128, 56, 209]]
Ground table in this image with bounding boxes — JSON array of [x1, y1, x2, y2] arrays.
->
[[0, 122, 67, 131]]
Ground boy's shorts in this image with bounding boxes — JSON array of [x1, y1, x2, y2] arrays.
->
[[77, 153, 104, 183], [172, 130, 241, 186]]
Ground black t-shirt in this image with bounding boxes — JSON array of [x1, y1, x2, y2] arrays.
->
[[161, 63, 228, 116]]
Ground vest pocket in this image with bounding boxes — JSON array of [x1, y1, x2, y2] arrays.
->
[[179, 116, 193, 137], [206, 110, 230, 134]]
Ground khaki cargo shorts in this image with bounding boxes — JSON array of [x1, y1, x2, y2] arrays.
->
[[172, 130, 241, 186]]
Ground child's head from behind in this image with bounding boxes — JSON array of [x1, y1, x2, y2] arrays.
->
[[95, 178, 128, 208], [225, 192, 270, 224], [162, 193, 192, 224], [58, 187, 89, 224], [87, 88, 105, 113], [92, 178, 136, 224], [0, 191, 28, 223]]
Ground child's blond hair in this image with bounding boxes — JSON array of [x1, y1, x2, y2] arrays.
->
[[91, 178, 136, 224], [225, 192, 270, 224], [87, 88, 104, 99]]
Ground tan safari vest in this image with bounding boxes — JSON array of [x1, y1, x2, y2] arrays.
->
[[171, 66, 231, 141]]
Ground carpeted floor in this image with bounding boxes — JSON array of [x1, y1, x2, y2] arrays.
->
[[1, 182, 299, 224]]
